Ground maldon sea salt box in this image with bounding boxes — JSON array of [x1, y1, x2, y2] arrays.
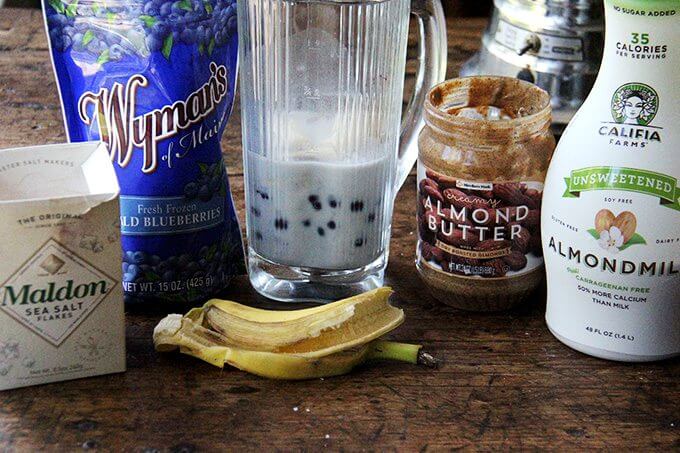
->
[[0, 142, 125, 390]]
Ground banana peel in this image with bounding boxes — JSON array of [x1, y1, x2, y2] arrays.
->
[[203, 287, 404, 355], [153, 287, 438, 380]]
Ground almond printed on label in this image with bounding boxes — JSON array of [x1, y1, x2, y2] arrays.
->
[[416, 76, 556, 311]]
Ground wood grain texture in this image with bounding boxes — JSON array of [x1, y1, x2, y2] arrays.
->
[[0, 8, 678, 451]]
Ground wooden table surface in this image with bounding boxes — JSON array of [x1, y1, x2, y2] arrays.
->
[[0, 7, 678, 452]]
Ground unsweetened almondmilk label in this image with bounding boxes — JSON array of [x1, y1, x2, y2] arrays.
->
[[542, 0, 680, 357]]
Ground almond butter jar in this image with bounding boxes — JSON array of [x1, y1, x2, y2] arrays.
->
[[416, 76, 555, 311]]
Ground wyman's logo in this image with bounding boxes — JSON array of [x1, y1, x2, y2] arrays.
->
[[2, 279, 108, 306], [78, 62, 229, 174]]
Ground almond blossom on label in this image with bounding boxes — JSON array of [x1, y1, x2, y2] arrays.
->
[[598, 226, 624, 253]]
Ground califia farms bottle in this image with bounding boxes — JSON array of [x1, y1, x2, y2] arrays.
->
[[542, 0, 679, 361]]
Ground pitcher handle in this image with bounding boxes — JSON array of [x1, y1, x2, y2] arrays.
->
[[395, 0, 447, 192]]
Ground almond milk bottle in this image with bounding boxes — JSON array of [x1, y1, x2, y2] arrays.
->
[[542, 0, 679, 361]]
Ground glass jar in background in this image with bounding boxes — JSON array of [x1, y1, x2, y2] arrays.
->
[[416, 76, 555, 311]]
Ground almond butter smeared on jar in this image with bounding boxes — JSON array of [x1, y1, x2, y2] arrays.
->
[[416, 77, 556, 311]]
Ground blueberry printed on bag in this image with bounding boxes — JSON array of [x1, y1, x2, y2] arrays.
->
[[43, 0, 244, 306]]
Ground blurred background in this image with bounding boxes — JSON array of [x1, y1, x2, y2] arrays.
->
[[2, 0, 493, 15]]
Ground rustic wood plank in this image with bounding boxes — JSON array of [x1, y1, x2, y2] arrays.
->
[[0, 7, 677, 452]]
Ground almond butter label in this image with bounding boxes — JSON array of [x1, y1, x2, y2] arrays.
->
[[417, 165, 544, 278]]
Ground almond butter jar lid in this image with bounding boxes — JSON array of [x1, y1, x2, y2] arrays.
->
[[416, 76, 556, 312]]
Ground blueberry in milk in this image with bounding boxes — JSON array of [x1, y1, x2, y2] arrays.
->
[[247, 154, 390, 271]]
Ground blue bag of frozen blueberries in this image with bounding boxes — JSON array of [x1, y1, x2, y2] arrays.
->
[[42, 0, 244, 305]]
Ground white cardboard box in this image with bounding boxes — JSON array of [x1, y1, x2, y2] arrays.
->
[[0, 142, 125, 390]]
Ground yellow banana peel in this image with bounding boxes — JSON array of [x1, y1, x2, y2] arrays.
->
[[153, 287, 437, 380], [203, 287, 404, 355]]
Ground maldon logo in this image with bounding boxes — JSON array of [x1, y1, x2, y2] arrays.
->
[[0, 239, 116, 346], [77, 62, 229, 174], [2, 279, 108, 306]]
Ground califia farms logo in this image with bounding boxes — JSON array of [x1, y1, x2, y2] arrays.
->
[[77, 63, 229, 174], [611, 82, 659, 126], [0, 239, 115, 346], [599, 82, 662, 148]]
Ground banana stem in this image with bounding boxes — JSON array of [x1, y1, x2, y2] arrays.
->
[[368, 341, 439, 368]]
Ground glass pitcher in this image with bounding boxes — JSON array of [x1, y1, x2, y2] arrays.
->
[[238, 0, 447, 302]]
